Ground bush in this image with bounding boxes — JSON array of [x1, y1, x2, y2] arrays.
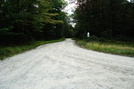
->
[[0, 33, 30, 45], [114, 35, 133, 41], [85, 35, 101, 42]]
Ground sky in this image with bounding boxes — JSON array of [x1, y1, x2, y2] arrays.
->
[[63, 0, 77, 27], [64, 0, 77, 15]]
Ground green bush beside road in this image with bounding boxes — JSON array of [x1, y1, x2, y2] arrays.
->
[[0, 38, 65, 60], [76, 37, 134, 57]]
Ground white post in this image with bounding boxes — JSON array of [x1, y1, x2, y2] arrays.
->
[[87, 32, 90, 37]]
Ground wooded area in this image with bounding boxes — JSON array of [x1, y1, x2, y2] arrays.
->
[[0, 0, 72, 45], [73, 0, 134, 40], [0, 0, 134, 46]]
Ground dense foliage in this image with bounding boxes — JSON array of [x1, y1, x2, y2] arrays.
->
[[0, 0, 71, 45], [74, 0, 134, 40]]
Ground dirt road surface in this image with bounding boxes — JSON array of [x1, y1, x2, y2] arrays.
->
[[0, 39, 134, 89]]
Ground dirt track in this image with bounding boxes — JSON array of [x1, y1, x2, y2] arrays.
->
[[0, 39, 134, 89]]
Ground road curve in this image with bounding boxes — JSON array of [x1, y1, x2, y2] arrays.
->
[[0, 39, 134, 89]]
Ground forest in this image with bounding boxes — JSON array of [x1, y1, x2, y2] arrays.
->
[[0, 0, 134, 45], [0, 0, 134, 59], [0, 0, 73, 45], [73, 0, 134, 40]]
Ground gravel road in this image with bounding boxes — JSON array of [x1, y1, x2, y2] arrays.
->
[[0, 39, 134, 89]]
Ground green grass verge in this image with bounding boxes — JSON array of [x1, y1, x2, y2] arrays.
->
[[76, 39, 134, 57], [0, 38, 65, 60]]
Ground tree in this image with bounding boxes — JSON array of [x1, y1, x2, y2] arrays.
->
[[0, 0, 69, 44], [73, 0, 134, 40]]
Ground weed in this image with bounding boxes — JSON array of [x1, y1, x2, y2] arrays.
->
[[0, 38, 65, 60], [76, 39, 134, 57]]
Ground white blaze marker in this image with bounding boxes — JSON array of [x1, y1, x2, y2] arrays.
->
[[87, 32, 90, 37]]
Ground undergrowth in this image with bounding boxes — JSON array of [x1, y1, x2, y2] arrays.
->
[[76, 37, 134, 57], [0, 38, 65, 60]]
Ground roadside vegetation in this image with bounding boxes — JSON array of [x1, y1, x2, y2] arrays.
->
[[0, 0, 71, 60], [73, 0, 134, 57], [76, 36, 134, 57], [0, 38, 65, 60], [1, 0, 134, 59]]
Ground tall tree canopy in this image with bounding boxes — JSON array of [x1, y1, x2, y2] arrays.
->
[[74, 0, 134, 40], [0, 0, 70, 44]]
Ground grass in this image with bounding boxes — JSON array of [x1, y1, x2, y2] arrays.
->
[[0, 38, 65, 60], [76, 39, 134, 57]]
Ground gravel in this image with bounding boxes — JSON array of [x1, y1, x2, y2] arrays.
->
[[0, 39, 134, 89]]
